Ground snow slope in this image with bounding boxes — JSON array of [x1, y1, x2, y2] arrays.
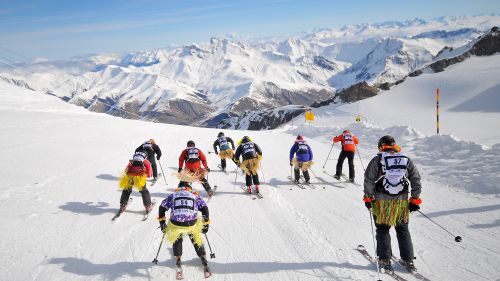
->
[[0, 79, 499, 281]]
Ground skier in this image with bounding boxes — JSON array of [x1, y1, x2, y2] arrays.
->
[[233, 136, 263, 194], [135, 139, 162, 181], [118, 150, 154, 213], [363, 135, 422, 273], [333, 129, 359, 182], [159, 181, 212, 278], [178, 140, 214, 196], [289, 135, 313, 184], [212, 132, 236, 172]]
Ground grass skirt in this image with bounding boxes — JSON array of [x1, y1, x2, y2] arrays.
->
[[118, 174, 147, 191], [241, 157, 261, 175], [219, 149, 234, 159], [163, 218, 204, 247], [292, 158, 314, 171], [371, 200, 409, 226]]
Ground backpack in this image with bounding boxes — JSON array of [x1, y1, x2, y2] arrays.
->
[[376, 152, 410, 195]]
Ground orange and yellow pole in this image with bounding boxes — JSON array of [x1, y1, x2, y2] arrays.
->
[[436, 88, 440, 135]]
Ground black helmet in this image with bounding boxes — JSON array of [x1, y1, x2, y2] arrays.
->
[[187, 140, 195, 147], [217, 132, 224, 137], [178, 181, 192, 188], [241, 136, 251, 143], [378, 135, 396, 149]]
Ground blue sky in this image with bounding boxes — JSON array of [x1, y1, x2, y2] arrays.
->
[[0, 0, 499, 61]]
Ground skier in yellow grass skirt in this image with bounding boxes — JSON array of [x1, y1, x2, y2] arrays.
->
[[158, 181, 211, 276], [212, 132, 236, 172], [233, 136, 263, 194], [118, 151, 154, 214]]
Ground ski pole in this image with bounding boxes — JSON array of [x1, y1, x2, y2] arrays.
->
[[260, 162, 266, 184], [417, 210, 462, 242], [322, 143, 335, 169], [152, 233, 164, 264], [204, 233, 216, 259], [368, 211, 382, 281], [355, 144, 366, 172], [233, 167, 239, 194], [158, 161, 167, 185]]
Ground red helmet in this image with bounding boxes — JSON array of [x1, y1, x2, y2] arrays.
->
[[296, 135, 303, 140]]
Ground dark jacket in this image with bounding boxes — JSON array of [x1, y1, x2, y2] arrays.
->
[[213, 137, 235, 153], [234, 141, 262, 161], [135, 142, 162, 161]]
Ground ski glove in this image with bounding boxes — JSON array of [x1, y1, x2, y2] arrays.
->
[[409, 203, 420, 212], [160, 221, 166, 233], [178, 168, 182, 173], [202, 224, 209, 234], [206, 167, 210, 172], [365, 201, 373, 210], [408, 197, 422, 212], [289, 161, 293, 166], [156, 155, 160, 160]]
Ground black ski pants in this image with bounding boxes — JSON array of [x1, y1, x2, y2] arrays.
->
[[120, 186, 152, 207], [173, 233, 206, 257], [375, 218, 414, 261], [336, 150, 355, 179], [148, 157, 158, 178], [294, 162, 310, 182], [245, 173, 260, 187]]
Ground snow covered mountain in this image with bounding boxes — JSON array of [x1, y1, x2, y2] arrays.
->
[[0, 15, 499, 128]]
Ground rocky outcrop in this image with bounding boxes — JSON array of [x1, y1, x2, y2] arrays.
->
[[310, 82, 379, 108], [411, 26, 500, 75], [217, 105, 306, 130]]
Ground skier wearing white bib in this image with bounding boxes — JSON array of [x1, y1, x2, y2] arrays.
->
[[363, 135, 422, 273]]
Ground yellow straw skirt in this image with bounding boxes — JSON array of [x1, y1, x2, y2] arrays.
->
[[118, 174, 147, 191], [175, 169, 207, 182], [291, 158, 314, 171], [163, 218, 204, 247], [240, 157, 261, 175], [219, 149, 234, 159]]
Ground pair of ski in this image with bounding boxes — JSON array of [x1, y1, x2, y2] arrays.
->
[[111, 199, 156, 221], [239, 185, 263, 199], [286, 176, 317, 189], [148, 173, 163, 186], [322, 170, 361, 186], [356, 245, 431, 281], [176, 264, 211, 279]]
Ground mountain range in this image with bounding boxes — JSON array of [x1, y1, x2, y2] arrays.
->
[[0, 14, 499, 129]]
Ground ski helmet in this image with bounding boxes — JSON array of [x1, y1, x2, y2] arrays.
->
[[378, 135, 396, 149], [177, 181, 192, 190], [343, 130, 350, 134], [187, 140, 195, 147], [217, 132, 224, 137], [296, 135, 303, 141], [241, 136, 251, 143]]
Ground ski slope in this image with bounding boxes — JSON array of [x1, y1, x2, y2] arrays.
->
[[0, 79, 499, 281]]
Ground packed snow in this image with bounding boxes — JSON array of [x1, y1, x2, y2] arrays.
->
[[1, 45, 500, 281]]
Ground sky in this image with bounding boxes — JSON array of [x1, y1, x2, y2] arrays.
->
[[0, 0, 499, 62]]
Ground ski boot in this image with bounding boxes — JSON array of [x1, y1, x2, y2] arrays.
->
[[145, 204, 153, 213], [175, 258, 183, 280], [119, 203, 127, 213], [400, 258, 417, 273], [333, 174, 341, 180], [378, 259, 394, 274], [349, 178, 355, 183], [246, 186, 252, 194], [254, 185, 260, 194]]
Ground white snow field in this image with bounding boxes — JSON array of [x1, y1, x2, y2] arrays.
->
[[0, 59, 499, 281]]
